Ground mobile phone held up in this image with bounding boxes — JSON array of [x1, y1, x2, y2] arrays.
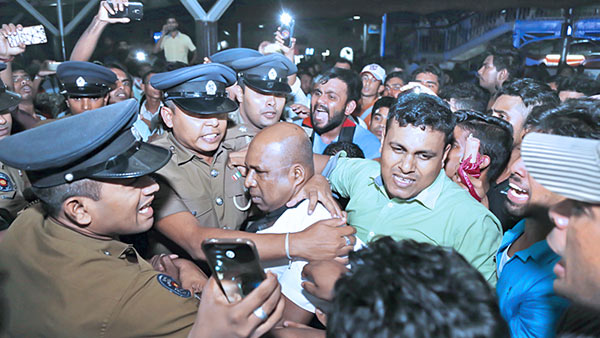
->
[[202, 238, 266, 303], [107, 1, 144, 21], [7, 25, 47, 48], [279, 12, 295, 47]]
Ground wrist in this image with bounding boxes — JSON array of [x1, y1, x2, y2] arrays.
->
[[0, 56, 14, 63], [288, 232, 301, 259]]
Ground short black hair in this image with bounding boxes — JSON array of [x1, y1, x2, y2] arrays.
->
[[327, 237, 509, 338], [454, 110, 513, 184], [440, 82, 489, 112], [524, 98, 600, 139], [387, 92, 455, 145], [30, 179, 102, 217], [314, 67, 362, 104], [323, 141, 365, 158], [105, 62, 133, 84], [496, 78, 559, 109], [372, 96, 394, 115], [332, 57, 353, 69], [487, 46, 523, 79], [557, 75, 600, 96], [142, 66, 167, 84], [384, 71, 407, 86], [411, 64, 445, 87]]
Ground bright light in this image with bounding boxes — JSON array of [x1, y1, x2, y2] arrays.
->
[[135, 51, 147, 62], [280, 12, 293, 25], [321, 49, 330, 57], [258, 24, 264, 29], [305, 47, 314, 56], [353, 15, 361, 20], [223, 30, 230, 36], [567, 25, 572, 36]]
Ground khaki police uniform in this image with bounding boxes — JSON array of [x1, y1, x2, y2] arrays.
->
[[0, 161, 28, 229], [152, 132, 249, 230], [0, 205, 198, 337], [224, 122, 257, 150]]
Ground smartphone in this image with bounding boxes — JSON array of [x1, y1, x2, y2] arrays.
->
[[202, 238, 266, 303], [7, 25, 47, 48], [108, 1, 144, 21], [279, 13, 295, 47]]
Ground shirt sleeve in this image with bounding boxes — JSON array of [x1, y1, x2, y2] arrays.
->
[[104, 270, 198, 337], [506, 280, 569, 338], [153, 179, 190, 220], [452, 213, 502, 286], [328, 158, 376, 199], [186, 36, 197, 52]]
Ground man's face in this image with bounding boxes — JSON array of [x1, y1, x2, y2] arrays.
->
[[0, 110, 13, 140], [478, 55, 500, 92], [88, 176, 159, 236], [444, 126, 472, 181], [300, 74, 312, 95], [241, 86, 285, 130], [381, 122, 449, 200], [559, 90, 585, 102], [361, 72, 382, 97], [548, 199, 600, 308], [164, 105, 228, 156], [244, 142, 295, 212], [109, 68, 132, 104], [414, 72, 440, 95], [66, 95, 109, 115], [505, 148, 565, 218], [166, 18, 179, 32], [369, 107, 389, 141], [383, 77, 404, 98], [142, 73, 162, 100], [311, 78, 350, 134], [491, 94, 528, 144], [12, 70, 33, 101]]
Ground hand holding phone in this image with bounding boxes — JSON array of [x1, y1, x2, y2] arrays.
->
[[6, 25, 47, 48], [202, 238, 266, 303], [279, 12, 295, 48], [107, 1, 144, 21]]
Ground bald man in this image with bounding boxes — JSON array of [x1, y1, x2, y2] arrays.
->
[[244, 122, 363, 325]]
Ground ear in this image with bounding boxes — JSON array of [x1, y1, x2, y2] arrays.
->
[[441, 143, 451, 163], [161, 105, 174, 128], [140, 83, 146, 92], [62, 197, 93, 227], [290, 164, 307, 187], [65, 99, 70, 108], [497, 68, 509, 83], [103, 95, 110, 105], [344, 100, 357, 116], [479, 154, 491, 171], [377, 84, 385, 96], [230, 84, 244, 103]]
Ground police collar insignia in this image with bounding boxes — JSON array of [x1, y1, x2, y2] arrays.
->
[[268, 68, 277, 80], [76, 76, 87, 88], [206, 80, 217, 96], [0, 172, 14, 192], [157, 274, 191, 298]]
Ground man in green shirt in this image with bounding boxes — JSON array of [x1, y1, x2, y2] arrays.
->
[[324, 93, 502, 284]]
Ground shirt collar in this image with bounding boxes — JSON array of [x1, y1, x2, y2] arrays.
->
[[372, 169, 446, 210], [167, 131, 231, 166], [503, 219, 559, 264]]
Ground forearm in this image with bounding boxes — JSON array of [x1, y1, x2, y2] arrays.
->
[[70, 16, 108, 61], [152, 37, 165, 54]]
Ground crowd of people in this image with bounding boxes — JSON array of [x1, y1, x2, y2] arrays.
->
[[1, 1, 600, 337]]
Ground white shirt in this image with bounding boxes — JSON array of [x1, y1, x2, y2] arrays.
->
[[258, 199, 364, 313]]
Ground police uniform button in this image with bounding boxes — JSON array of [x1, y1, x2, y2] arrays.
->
[[215, 197, 223, 206], [192, 211, 197, 216], [169, 146, 175, 151], [210, 169, 219, 177], [239, 126, 247, 133], [103, 250, 111, 256], [223, 226, 230, 230]]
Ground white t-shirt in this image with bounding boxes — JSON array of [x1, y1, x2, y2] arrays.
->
[[258, 199, 364, 313]]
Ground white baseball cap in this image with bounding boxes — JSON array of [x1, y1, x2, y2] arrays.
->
[[360, 64, 386, 82]]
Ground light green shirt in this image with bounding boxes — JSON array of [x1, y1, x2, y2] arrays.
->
[[329, 158, 502, 285]]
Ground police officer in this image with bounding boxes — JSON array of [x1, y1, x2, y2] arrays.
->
[[56, 60, 116, 116], [225, 53, 298, 149], [148, 64, 357, 264], [150, 63, 250, 234], [0, 99, 284, 337], [0, 62, 28, 232]]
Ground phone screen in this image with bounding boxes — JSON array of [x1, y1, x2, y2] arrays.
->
[[202, 239, 266, 303]]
